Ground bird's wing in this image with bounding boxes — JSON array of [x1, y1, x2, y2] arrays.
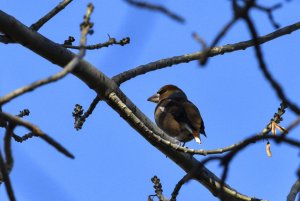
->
[[182, 101, 206, 136]]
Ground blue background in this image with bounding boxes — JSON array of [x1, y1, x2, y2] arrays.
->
[[1, 1, 300, 200]]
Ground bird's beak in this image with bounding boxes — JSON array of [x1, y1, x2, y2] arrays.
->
[[147, 93, 160, 103]]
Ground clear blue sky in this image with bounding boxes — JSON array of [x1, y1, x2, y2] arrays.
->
[[1, 1, 300, 200]]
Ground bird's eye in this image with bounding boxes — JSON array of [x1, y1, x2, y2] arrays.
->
[[158, 89, 167, 94]]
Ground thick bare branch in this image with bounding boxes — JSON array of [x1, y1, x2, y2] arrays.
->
[[0, 10, 266, 200], [112, 21, 300, 85]]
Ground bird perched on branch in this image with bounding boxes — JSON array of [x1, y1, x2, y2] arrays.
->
[[148, 85, 206, 144]]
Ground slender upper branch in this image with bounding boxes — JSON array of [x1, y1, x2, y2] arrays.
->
[[112, 21, 300, 85], [30, 0, 73, 31]]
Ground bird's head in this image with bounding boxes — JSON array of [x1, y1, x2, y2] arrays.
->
[[147, 85, 187, 103]]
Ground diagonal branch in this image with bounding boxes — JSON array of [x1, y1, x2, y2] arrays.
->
[[242, 12, 300, 115], [30, 0, 73, 31], [0, 10, 266, 200], [0, 111, 74, 159], [125, 0, 185, 23], [287, 179, 300, 201], [0, 55, 83, 105], [112, 21, 300, 85]]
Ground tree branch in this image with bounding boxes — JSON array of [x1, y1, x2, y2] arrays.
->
[[125, 0, 185, 24], [30, 0, 73, 31], [0, 10, 267, 200], [0, 149, 16, 201], [242, 9, 300, 115], [287, 179, 300, 201], [62, 36, 130, 50], [112, 21, 300, 85], [0, 111, 74, 159]]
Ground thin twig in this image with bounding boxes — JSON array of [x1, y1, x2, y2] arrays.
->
[[12, 132, 38, 143], [254, 3, 282, 29], [125, 0, 185, 23], [151, 176, 167, 201], [0, 51, 84, 105], [74, 95, 101, 130], [0, 111, 74, 159], [16, 109, 30, 118], [0, 149, 16, 201], [286, 116, 300, 131], [200, 18, 237, 65], [30, 0, 73, 31], [192, 32, 207, 49], [63, 36, 130, 50], [170, 171, 195, 201]]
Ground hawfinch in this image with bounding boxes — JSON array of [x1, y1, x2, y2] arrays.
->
[[148, 85, 206, 144]]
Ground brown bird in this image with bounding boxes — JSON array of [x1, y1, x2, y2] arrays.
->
[[148, 85, 206, 144]]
